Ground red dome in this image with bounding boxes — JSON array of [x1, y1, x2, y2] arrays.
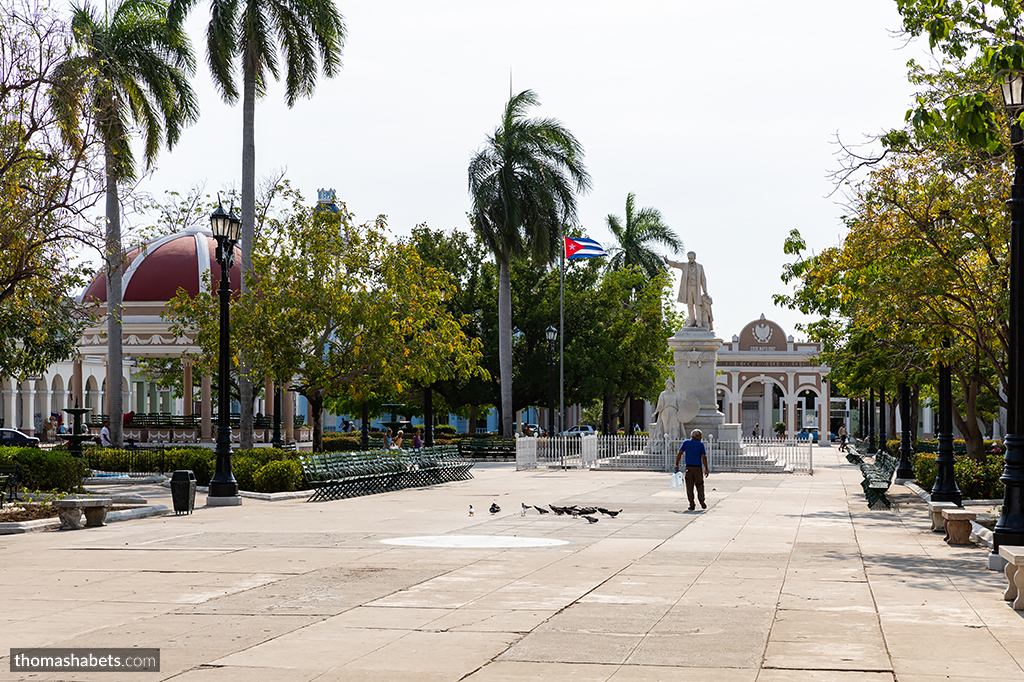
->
[[82, 226, 241, 303]]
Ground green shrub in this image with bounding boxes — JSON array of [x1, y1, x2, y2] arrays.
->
[[913, 451, 1004, 500], [434, 424, 457, 436], [0, 446, 89, 492], [230, 455, 261, 492], [254, 459, 304, 493]]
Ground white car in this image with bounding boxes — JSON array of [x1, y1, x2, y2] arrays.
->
[[561, 425, 596, 437]]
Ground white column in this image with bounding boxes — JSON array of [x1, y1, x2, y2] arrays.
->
[[25, 387, 39, 435], [761, 380, 770, 435], [3, 379, 16, 430]]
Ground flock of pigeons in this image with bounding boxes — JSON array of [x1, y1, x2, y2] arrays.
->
[[468, 502, 622, 524]]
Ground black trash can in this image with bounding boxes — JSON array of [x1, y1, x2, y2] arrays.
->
[[170, 469, 196, 515]]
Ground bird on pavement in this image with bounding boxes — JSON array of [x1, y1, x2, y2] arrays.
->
[[468, 505, 474, 516], [549, 504, 566, 515], [581, 515, 599, 523], [489, 502, 501, 514], [533, 505, 550, 514], [576, 506, 598, 515], [597, 508, 622, 517], [521, 503, 528, 516]]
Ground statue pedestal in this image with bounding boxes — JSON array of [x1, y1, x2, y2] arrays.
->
[[669, 327, 726, 439]]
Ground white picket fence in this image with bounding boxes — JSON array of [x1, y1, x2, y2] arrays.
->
[[516, 435, 813, 474]]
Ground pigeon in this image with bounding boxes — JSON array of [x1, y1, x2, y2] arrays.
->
[[468, 505, 474, 516], [597, 508, 622, 518], [581, 515, 599, 523], [521, 503, 528, 517], [489, 502, 501, 514], [549, 504, 566, 516], [533, 505, 550, 514], [576, 506, 598, 515]]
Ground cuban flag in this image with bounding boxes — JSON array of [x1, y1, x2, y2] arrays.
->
[[565, 236, 608, 259]]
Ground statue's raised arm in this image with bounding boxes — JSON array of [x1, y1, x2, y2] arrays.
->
[[664, 251, 711, 329]]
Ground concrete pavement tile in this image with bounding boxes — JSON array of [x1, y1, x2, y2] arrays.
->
[[625, 633, 762, 668], [320, 605, 451, 629], [163, 666, 323, 681], [461, 660, 617, 681], [778, 579, 875, 612], [762, 639, 891, 672], [607, 666, 757, 681], [340, 630, 518, 676], [891, 656, 1024, 679], [536, 602, 671, 635], [755, 670, 893, 681], [501, 631, 643, 665], [677, 578, 782, 607], [426, 608, 557, 633], [208, 626, 404, 669]]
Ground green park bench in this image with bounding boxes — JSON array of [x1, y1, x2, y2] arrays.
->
[[457, 438, 516, 460], [857, 450, 898, 509], [300, 445, 473, 502], [0, 464, 24, 507]]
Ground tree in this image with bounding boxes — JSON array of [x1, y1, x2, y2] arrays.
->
[[167, 196, 484, 451], [605, 192, 683, 279], [168, 0, 346, 450], [468, 89, 591, 436], [53, 0, 198, 446], [0, 0, 102, 378]]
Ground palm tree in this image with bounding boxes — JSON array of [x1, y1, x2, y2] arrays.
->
[[469, 89, 591, 436], [605, 192, 683, 278], [168, 0, 346, 448], [54, 0, 198, 448]]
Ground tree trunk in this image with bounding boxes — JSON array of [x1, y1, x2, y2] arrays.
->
[[911, 385, 920, 445], [307, 391, 324, 453], [468, 404, 477, 435], [498, 256, 513, 437], [238, 46, 258, 450], [104, 152, 123, 448], [952, 376, 986, 462]]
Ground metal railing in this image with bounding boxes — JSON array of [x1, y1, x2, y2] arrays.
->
[[517, 434, 813, 474]]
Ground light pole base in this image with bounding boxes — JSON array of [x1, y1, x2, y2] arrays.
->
[[206, 495, 242, 507]]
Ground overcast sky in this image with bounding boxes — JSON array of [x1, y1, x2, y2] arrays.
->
[[130, 0, 930, 340]]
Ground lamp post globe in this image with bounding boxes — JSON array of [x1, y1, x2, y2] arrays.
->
[[995, 72, 1024, 552], [207, 199, 241, 504]]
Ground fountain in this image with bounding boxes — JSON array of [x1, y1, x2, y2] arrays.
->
[[61, 401, 95, 458], [379, 403, 412, 435]]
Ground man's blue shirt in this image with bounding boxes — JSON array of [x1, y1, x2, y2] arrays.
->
[[679, 439, 706, 466]]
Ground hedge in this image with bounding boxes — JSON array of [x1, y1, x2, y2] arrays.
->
[[913, 451, 1005, 500], [0, 446, 90, 493], [84, 446, 301, 492]]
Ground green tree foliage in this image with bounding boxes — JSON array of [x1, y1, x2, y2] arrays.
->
[[0, 1, 100, 378], [605, 192, 683, 279], [468, 89, 591, 436], [167, 196, 484, 451]]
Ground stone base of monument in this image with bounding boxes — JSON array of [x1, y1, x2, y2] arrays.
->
[[669, 326, 726, 439]]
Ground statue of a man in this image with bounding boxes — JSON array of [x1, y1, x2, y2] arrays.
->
[[665, 251, 711, 328], [650, 378, 681, 442]]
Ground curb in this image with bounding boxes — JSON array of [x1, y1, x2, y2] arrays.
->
[[0, 504, 171, 535], [158, 481, 313, 502]]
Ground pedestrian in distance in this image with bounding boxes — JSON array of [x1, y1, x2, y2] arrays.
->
[[384, 427, 392, 449], [393, 430, 404, 450], [674, 428, 710, 511], [412, 428, 422, 449], [838, 424, 848, 452], [99, 420, 112, 447]]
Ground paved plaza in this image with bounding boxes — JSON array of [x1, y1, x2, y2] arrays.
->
[[2, 446, 1022, 681]]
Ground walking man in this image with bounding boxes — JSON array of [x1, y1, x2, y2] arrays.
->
[[674, 428, 710, 511]]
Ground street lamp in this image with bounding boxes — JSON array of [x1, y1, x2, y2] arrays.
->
[[896, 382, 915, 479], [207, 199, 242, 505], [546, 325, 558, 436], [867, 388, 877, 454], [931, 337, 962, 506], [995, 72, 1024, 551]]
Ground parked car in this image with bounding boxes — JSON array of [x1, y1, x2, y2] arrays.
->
[[0, 428, 40, 447], [522, 424, 542, 437], [796, 427, 819, 443], [561, 425, 597, 437]]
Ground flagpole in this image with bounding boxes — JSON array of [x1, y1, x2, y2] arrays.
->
[[559, 226, 565, 435]]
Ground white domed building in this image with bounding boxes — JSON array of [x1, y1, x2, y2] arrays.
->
[[0, 225, 302, 444]]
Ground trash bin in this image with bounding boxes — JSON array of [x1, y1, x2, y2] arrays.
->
[[170, 469, 196, 515]]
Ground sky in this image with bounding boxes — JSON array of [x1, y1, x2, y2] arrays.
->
[[129, 0, 932, 341]]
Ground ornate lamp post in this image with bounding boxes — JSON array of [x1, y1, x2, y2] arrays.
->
[[896, 383, 916, 480], [546, 325, 558, 436], [271, 387, 283, 448], [995, 72, 1024, 550], [207, 200, 242, 505], [879, 387, 887, 454]]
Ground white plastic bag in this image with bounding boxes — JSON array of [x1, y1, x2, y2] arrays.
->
[[670, 471, 683, 489]]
